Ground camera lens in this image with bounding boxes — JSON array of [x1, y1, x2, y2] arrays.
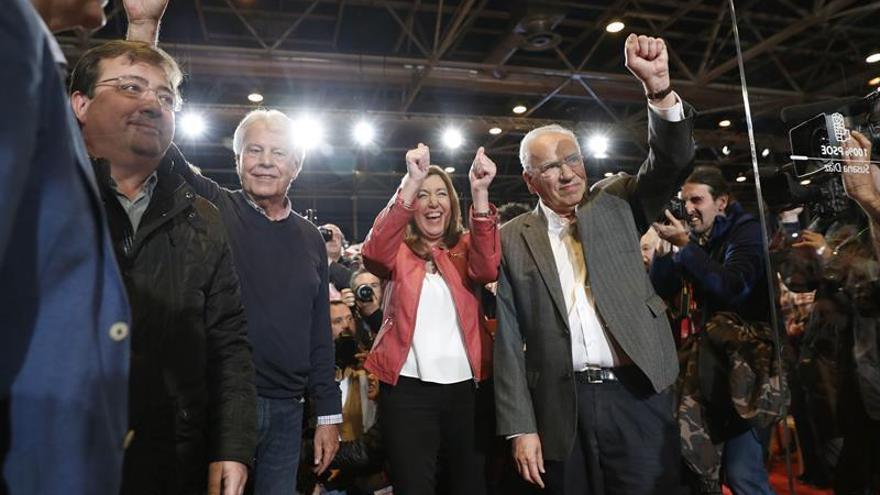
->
[[355, 284, 374, 302], [318, 227, 333, 242]]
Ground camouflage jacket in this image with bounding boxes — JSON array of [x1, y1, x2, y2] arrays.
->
[[677, 312, 789, 493]]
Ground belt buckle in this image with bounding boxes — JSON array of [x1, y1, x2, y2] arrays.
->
[[583, 365, 604, 384]]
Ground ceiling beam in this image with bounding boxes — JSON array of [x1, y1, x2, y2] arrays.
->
[[697, 0, 859, 85]]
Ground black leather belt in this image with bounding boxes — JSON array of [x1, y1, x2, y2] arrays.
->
[[574, 366, 618, 384]]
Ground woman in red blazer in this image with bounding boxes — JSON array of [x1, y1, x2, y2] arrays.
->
[[361, 143, 500, 494]]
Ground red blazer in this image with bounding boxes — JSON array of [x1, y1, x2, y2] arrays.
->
[[362, 193, 500, 385]]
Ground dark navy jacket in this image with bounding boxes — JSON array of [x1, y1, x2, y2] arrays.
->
[[1, 1, 130, 493], [650, 201, 771, 325]]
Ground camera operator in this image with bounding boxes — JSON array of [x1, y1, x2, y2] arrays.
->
[[842, 131, 880, 257], [829, 130, 880, 494], [651, 166, 778, 495], [348, 268, 384, 345], [322, 223, 354, 294]]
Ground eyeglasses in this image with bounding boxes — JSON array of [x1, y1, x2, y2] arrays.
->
[[532, 153, 584, 179], [93, 76, 182, 112]]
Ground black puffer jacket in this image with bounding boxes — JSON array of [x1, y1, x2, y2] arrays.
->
[[94, 155, 257, 493]]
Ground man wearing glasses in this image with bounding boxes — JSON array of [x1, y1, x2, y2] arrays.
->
[[69, 41, 257, 495], [494, 34, 696, 494]]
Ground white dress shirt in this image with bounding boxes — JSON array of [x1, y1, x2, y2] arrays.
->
[[543, 96, 686, 371], [540, 202, 620, 369], [400, 272, 474, 384]]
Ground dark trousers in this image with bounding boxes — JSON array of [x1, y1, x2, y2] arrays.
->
[[379, 377, 487, 495], [834, 386, 880, 494], [544, 367, 680, 495]]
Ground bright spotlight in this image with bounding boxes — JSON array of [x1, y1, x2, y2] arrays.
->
[[512, 105, 527, 114], [352, 121, 375, 146], [800, 179, 812, 186], [604, 172, 614, 178], [718, 119, 731, 128], [180, 112, 206, 138], [247, 92, 264, 103], [866, 52, 880, 64], [722, 145, 731, 156], [443, 128, 463, 149], [761, 148, 770, 157], [444, 166, 456, 174], [587, 135, 609, 158], [870, 76, 880, 86], [489, 127, 502, 135], [292, 115, 325, 151], [605, 21, 625, 33], [736, 174, 747, 183]]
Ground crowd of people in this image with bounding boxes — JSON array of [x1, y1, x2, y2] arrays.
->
[[3, 0, 880, 495]]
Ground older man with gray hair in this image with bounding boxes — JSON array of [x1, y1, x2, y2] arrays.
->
[[493, 33, 696, 494], [176, 109, 341, 494]]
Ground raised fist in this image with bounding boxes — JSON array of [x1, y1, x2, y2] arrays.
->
[[405, 143, 431, 182], [624, 34, 670, 96], [469, 146, 497, 192]]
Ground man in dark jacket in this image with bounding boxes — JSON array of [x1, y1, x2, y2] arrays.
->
[[651, 166, 775, 494], [69, 40, 257, 495]]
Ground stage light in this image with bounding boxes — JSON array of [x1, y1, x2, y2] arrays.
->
[[800, 179, 812, 186], [443, 128, 463, 149], [587, 135, 609, 158], [489, 127, 502, 135], [292, 114, 325, 151], [180, 112, 206, 138], [736, 174, 746, 183], [761, 148, 770, 157], [869, 76, 880, 86], [352, 121, 375, 146], [722, 145, 731, 155], [444, 167, 455, 173], [718, 119, 731, 128], [604, 172, 614, 178], [247, 93, 264, 103], [512, 105, 527, 114], [866, 52, 880, 64], [606, 21, 625, 33]]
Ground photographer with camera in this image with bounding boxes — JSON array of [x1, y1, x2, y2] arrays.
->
[[651, 166, 779, 495], [348, 269, 384, 345]]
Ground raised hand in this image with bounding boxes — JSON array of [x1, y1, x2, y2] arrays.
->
[[624, 34, 671, 101], [124, 0, 168, 44], [469, 146, 497, 192], [841, 131, 880, 212], [652, 210, 689, 248], [405, 143, 431, 183], [399, 143, 431, 206], [470, 146, 495, 215]]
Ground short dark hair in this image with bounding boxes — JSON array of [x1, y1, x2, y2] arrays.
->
[[684, 166, 734, 202], [497, 202, 531, 224], [69, 40, 183, 97]]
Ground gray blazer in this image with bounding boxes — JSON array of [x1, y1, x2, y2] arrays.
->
[[494, 103, 696, 461]]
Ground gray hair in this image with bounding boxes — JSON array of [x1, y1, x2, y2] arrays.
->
[[518, 124, 580, 171], [232, 109, 305, 164]]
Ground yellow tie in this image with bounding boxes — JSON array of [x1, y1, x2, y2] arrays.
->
[[563, 221, 591, 300]]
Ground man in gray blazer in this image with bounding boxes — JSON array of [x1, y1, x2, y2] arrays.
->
[[494, 33, 696, 495]]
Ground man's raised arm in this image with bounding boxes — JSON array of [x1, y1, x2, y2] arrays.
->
[[124, 0, 167, 45]]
